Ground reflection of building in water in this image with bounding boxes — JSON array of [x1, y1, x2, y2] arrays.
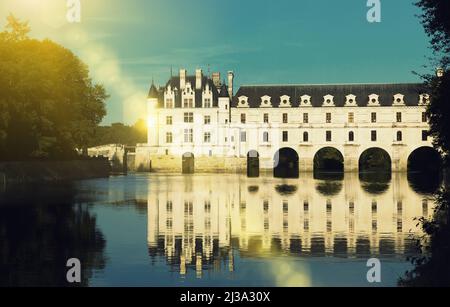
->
[[147, 174, 434, 277]]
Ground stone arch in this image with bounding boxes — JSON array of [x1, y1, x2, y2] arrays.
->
[[274, 147, 299, 178], [359, 147, 392, 173], [182, 152, 195, 174], [313, 147, 344, 173], [408, 146, 442, 173], [407, 146, 443, 194], [247, 150, 260, 178]]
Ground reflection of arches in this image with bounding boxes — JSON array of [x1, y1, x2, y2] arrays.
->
[[408, 146, 442, 173], [315, 181, 343, 196], [274, 148, 299, 178], [359, 172, 392, 195], [182, 152, 195, 174], [359, 148, 391, 173], [247, 150, 260, 178], [275, 184, 298, 196], [314, 147, 344, 173]]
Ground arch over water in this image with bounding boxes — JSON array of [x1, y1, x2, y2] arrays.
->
[[314, 147, 344, 173], [182, 152, 195, 174], [408, 146, 442, 174], [407, 146, 443, 194], [274, 148, 299, 178], [359, 148, 392, 173], [247, 150, 260, 178]]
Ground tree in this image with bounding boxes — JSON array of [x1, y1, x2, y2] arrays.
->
[[88, 119, 147, 147], [399, 1, 450, 287], [0, 15, 108, 160], [415, 0, 450, 163]]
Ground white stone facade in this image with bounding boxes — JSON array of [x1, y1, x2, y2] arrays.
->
[[136, 69, 435, 173]]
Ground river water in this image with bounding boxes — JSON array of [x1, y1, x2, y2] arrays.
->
[[0, 172, 440, 287]]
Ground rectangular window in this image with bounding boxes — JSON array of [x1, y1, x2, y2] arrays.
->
[[397, 112, 402, 123], [204, 115, 211, 125], [204, 132, 211, 143], [349, 131, 354, 142], [204, 98, 211, 108], [184, 112, 194, 123], [166, 116, 173, 125], [303, 113, 309, 124], [282, 131, 288, 142], [326, 113, 332, 123], [166, 98, 174, 108], [264, 113, 269, 123], [240, 131, 247, 142], [283, 113, 288, 124], [263, 132, 269, 143], [422, 112, 427, 123], [183, 98, 193, 108], [371, 130, 377, 142], [166, 132, 173, 144], [371, 112, 377, 123], [422, 130, 429, 141], [241, 113, 246, 124], [184, 129, 193, 143], [348, 112, 354, 124], [303, 132, 309, 142], [326, 131, 332, 142]]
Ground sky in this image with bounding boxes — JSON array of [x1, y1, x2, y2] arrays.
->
[[0, 0, 433, 124]]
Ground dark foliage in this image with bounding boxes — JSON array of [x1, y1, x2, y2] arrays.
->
[[0, 15, 108, 161]]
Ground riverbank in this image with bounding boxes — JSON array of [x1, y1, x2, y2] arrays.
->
[[0, 159, 110, 185]]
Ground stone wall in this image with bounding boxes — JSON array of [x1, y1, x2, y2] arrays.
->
[[132, 153, 247, 174]]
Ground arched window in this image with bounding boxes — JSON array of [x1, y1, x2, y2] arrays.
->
[[263, 132, 269, 143], [397, 131, 403, 142], [349, 131, 354, 142], [303, 132, 309, 142]]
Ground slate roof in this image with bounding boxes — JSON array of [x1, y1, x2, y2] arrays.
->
[[147, 83, 159, 99], [232, 83, 426, 107], [147, 75, 220, 108], [219, 84, 230, 98]]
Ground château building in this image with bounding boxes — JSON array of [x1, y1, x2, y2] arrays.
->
[[135, 68, 440, 175]]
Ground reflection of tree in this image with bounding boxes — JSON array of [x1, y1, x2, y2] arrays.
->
[[0, 184, 106, 286], [399, 189, 450, 286]]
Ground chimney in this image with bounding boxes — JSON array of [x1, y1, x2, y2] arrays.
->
[[195, 68, 202, 90], [212, 72, 221, 88], [227, 71, 234, 98], [180, 68, 187, 90]]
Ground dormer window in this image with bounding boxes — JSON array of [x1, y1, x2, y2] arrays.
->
[[393, 94, 405, 106], [260, 95, 272, 107], [279, 95, 291, 108], [300, 95, 312, 107], [238, 96, 249, 108], [419, 94, 430, 106], [368, 94, 380, 106], [323, 95, 335, 106], [345, 94, 357, 106]]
